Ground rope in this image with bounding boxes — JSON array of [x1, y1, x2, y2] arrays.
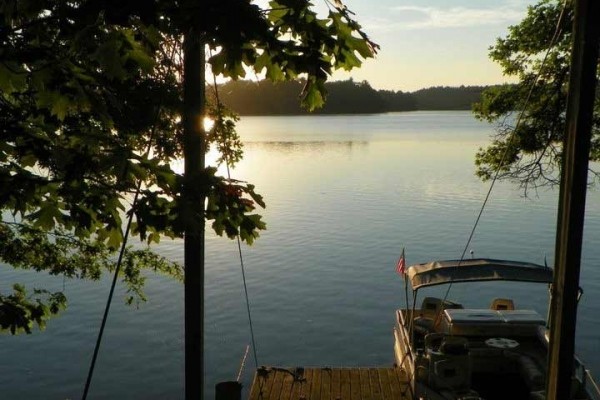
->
[[236, 345, 250, 382], [81, 181, 142, 400], [233, 221, 260, 369], [81, 39, 178, 400], [440, 0, 570, 308], [209, 49, 260, 371]]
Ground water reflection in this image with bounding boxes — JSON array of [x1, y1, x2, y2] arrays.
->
[[237, 112, 496, 144], [246, 140, 368, 153]]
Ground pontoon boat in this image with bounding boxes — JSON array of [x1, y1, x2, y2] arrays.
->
[[393, 258, 598, 400]]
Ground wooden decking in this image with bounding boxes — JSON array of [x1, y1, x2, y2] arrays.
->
[[249, 366, 412, 400]]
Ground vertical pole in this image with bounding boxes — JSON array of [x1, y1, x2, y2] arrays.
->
[[183, 30, 206, 400], [546, 0, 600, 398]]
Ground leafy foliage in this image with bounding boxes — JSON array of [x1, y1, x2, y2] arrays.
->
[[0, 222, 182, 308], [1, 0, 376, 333], [473, 0, 600, 192], [0, 284, 66, 334], [206, 0, 379, 111]]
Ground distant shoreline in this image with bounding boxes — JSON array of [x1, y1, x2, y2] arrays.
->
[[235, 109, 474, 117], [217, 79, 500, 116]]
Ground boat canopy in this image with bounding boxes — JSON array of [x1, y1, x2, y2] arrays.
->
[[407, 258, 553, 290]]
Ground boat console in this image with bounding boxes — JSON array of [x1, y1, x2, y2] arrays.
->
[[440, 309, 546, 337]]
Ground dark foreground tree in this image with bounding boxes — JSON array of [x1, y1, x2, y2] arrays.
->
[[1, 2, 189, 332], [0, 0, 376, 333], [473, 0, 600, 193]]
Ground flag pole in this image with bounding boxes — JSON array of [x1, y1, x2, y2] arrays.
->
[[405, 250, 409, 305]]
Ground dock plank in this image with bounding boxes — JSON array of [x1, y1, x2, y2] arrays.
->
[[359, 369, 372, 400], [368, 369, 382, 399], [249, 366, 411, 400], [387, 368, 403, 400], [331, 368, 341, 400], [310, 368, 322, 400], [249, 371, 264, 400], [251, 368, 276, 400], [290, 368, 312, 400], [321, 368, 332, 400], [279, 370, 295, 400], [395, 368, 412, 399], [268, 370, 285, 400], [378, 368, 393, 400], [349, 369, 362, 400]]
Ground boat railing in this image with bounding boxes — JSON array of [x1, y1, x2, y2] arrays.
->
[[584, 369, 600, 400], [395, 310, 416, 374], [574, 355, 600, 399]]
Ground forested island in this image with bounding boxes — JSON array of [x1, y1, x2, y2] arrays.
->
[[216, 79, 492, 115]]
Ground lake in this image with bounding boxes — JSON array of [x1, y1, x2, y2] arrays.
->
[[1, 111, 599, 399]]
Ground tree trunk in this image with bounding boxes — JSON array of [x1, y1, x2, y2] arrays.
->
[[183, 31, 206, 400], [546, 0, 600, 398]]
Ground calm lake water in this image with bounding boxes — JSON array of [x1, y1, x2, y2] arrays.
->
[[1, 111, 599, 399]]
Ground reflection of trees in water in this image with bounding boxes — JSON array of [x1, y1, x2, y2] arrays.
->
[[246, 141, 369, 155]]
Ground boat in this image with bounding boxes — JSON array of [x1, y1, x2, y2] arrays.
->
[[393, 258, 599, 400]]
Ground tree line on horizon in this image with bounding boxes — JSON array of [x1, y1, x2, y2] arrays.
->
[[215, 79, 493, 115]]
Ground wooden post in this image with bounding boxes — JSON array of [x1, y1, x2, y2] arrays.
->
[[546, 0, 600, 398], [183, 31, 206, 400]]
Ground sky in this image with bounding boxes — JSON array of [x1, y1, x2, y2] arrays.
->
[[321, 0, 533, 91]]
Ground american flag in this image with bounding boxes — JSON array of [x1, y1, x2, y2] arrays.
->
[[396, 248, 406, 275]]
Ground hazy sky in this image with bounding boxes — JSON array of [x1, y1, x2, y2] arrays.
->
[[327, 0, 533, 91]]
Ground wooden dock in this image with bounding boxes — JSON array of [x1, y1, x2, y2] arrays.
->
[[249, 366, 412, 400]]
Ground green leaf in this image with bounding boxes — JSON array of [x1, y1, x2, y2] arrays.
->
[[209, 52, 226, 76], [123, 29, 156, 72], [93, 33, 128, 80], [246, 184, 266, 208], [0, 64, 27, 94], [266, 63, 285, 81], [30, 204, 63, 231], [35, 90, 71, 120], [229, 60, 246, 79], [20, 153, 37, 167], [339, 49, 362, 70], [107, 227, 123, 250], [254, 51, 271, 73], [348, 36, 374, 59], [303, 84, 325, 110], [50, 94, 71, 121], [268, 7, 289, 21]]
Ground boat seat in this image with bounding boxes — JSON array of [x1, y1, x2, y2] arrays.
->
[[420, 297, 463, 319], [424, 334, 469, 355], [440, 390, 481, 400], [414, 316, 435, 335], [504, 352, 545, 391], [425, 334, 472, 391], [490, 298, 515, 310], [439, 336, 469, 356], [424, 333, 445, 352], [432, 358, 470, 390], [419, 298, 464, 334]]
